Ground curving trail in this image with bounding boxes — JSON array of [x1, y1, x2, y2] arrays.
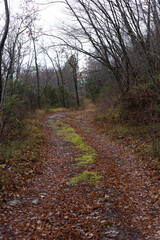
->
[[0, 107, 160, 239]]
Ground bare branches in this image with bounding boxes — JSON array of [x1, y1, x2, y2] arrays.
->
[[51, 0, 160, 94]]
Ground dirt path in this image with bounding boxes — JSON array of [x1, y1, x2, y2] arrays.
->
[[0, 108, 160, 239]]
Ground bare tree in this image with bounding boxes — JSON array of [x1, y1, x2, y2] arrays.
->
[[46, 0, 160, 94], [0, 0, 10, 107], [115, 0, 160, 93], [68, 54, 80, 107], [31, 30, 41, 107], [43, 47, 67, 107], [52, 0, 138, 93]]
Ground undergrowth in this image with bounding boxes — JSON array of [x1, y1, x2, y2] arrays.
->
[[0, 110, 44, 190], [94, 86, 160, 168]]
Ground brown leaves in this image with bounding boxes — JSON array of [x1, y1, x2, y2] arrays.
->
[[0, 109, 159, 239]]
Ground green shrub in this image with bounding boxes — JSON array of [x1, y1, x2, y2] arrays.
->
[[41, 85, 60, 108]]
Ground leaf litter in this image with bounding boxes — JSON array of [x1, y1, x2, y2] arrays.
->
[[0, 108, 159, 239]]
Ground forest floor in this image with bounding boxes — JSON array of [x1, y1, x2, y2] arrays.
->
[[0, 104, 160, 239]]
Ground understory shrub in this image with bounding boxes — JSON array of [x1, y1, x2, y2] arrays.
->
[[118, 87, 160, 124], [94, 84, 160, 157], [96, 86, 160, 125]]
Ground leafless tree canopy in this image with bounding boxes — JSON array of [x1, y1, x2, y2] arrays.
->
[[56, 0, 160, 93]]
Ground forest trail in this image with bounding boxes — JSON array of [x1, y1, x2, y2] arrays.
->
[[0, 106, 160, 239]]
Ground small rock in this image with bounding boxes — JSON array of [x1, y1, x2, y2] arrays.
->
[[65, 188, 70, 192], [32, 199, 40, 205], [105, 194, 110, 198], [37, 226, 42, 230], [117, 136, 125, 139], [105, 226, 119, 237], [8, 200, 21, 206], [52, 198, 57, 201], [41, 234, 47, 237], [40, 195, 46, 198], [88, 233, 94, 238], [101, 220, 106, 224]]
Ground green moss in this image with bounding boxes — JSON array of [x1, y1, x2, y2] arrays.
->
[[54, 122, 83, 146], [101, 221, 112, 227], [69, 171, 102, 185], [157, 164, 160, 171], [76, 153, 97, 166], [56, 121, 66, 127], [98, 197, 110, 202], [53, 121, 97, 165], [52, 122, 102, 185]]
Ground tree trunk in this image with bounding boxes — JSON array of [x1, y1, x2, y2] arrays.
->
[[0, 0, 10, 107], [73, 68, 80, 107], [33, 38, 40, 107]]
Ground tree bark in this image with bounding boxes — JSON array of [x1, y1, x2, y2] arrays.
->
[[33, 38, 40, 107], [0, 0, 10, 107]]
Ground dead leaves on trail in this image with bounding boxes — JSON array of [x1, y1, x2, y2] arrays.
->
[[51, 121, 101, 185], [0, 109, 160, 239]]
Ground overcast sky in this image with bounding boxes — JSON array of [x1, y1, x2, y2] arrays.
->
[[35, 1, 65, 29], [0, 0, 86, 68], [7, 0, 65, 28]]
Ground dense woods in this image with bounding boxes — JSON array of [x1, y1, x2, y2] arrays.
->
[[0, 0, 160, 164]]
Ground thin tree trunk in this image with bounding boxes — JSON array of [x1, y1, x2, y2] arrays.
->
[[73, 68, 80, 107], [0, 0, 10, 107], [33, 38, 40, 107]]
